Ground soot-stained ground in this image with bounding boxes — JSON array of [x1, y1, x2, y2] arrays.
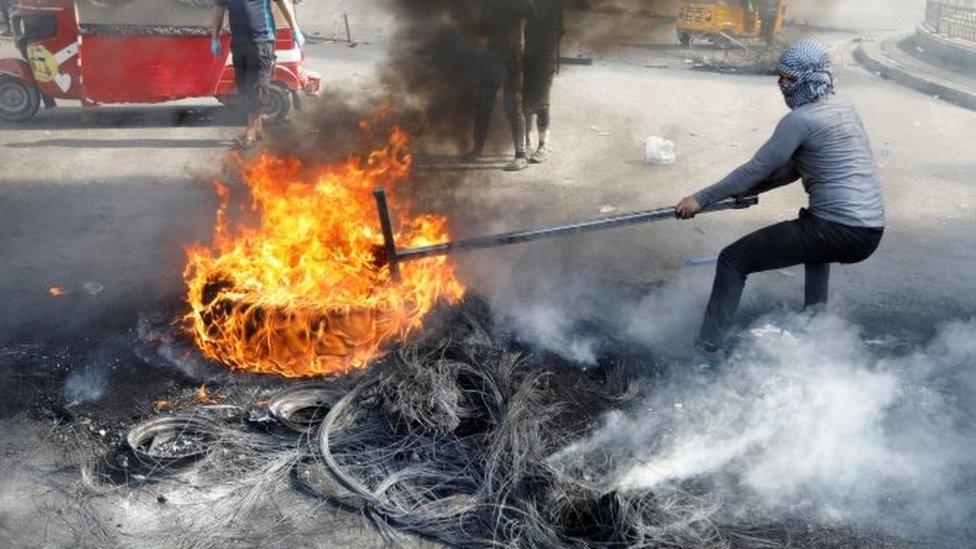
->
[[0, 296, 930, 548]]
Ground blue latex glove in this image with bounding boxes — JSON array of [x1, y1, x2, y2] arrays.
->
[[211, 37, 222, 57], [293, 27, 306, 48]]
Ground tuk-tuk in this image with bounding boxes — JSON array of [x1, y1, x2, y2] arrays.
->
[[676, 0, 787, 47], [0, 0, 321, 122]]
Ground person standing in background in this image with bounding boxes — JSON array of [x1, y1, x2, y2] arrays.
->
[[523, 0, 564, 164], [469, 0, 535, 171], [211, 0, 305, 149]]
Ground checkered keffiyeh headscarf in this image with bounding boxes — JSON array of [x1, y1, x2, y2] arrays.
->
[[777, 40, 835, 109]]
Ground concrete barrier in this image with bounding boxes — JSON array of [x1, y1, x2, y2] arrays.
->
[[914, 24, 976, 71], [854, 36, 976, 111]]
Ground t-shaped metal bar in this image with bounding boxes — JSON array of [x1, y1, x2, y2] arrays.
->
[[372, 188, 401, 281], [372, 188, 758, 282]]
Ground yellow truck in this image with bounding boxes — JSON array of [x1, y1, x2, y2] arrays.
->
[[676, 0, 787, 46]]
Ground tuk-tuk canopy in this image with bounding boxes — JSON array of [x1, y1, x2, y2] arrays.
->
[[77, 0, 288, 35]]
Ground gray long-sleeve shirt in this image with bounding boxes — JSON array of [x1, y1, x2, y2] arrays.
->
[[696, 96, 885, 228]]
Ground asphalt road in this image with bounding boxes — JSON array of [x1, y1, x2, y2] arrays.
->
[[2, 10, 972, 345]]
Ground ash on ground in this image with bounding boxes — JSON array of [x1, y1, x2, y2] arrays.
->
[[0, 297, 917, 548]]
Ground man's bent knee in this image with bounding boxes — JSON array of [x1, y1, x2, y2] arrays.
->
[[717, 245, 750, 276]]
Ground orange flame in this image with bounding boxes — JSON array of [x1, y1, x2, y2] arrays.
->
[[183, 122, 465, 377], [49, 286, 67, 297], [196, 384, 216, 404]]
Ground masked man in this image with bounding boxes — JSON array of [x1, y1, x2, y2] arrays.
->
[[675, 40, 885, 355]]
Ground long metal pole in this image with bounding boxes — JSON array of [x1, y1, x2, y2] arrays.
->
[[373, 190, 758, 281]]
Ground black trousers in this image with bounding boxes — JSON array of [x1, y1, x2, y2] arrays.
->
[[473, 48, 526, 156], [699, 209, 884, 348], [232, 41, 275, 115]]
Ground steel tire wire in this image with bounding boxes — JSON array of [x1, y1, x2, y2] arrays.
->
[[317, 376, 481, 546]]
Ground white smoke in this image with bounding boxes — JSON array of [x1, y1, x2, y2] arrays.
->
[[478, 262, 614, 364], [553, 312, 976, 537], [481, 262, 715, 364], [500, 301, 600, 363], [621, 269, 713, 355], [62, 361, 110, 406]]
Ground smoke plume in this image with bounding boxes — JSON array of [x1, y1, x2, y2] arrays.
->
[[373, 0, 680, 152], [552, 312, 976, 542]]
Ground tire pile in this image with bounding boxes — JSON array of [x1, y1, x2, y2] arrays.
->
[[111, 300, 727, 547]]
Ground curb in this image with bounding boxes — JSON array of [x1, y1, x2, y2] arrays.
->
[[854, 35, 976, 112], [914, 24, 976, 72]]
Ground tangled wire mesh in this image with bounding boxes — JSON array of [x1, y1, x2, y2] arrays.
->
[[313, 314, 725, 548], [70, 299, 736, 547]]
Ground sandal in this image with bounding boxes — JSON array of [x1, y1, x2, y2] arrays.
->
[[504, 156, 530, 172], [529, 146, 550, 164]]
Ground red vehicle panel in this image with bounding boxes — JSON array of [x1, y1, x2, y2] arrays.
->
[[0, 57, 35, 82], [79, 35, 227, 103], [1, 0, 321, 122]]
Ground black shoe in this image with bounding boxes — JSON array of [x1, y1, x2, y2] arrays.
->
[[690, 340, 725, 372], [695, 338, 722, 354]]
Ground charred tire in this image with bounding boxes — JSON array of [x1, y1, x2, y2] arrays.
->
[[263, 83, 292, 123], [0, 76, 40, 123], [267, 384, 338, 434], [678, 33, 692, 47], [126, 415, 219, 468]]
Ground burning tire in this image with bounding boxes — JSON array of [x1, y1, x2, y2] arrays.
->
[[126, 416, 219, 468], [183, 121, 465, 377], [194, 277, 397, 377], [0, 76, 40, 123]]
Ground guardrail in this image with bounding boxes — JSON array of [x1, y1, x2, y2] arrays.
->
[[926, 0, 976, 42]]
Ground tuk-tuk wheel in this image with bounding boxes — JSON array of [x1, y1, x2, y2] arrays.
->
[[263, 83, 292, 124], [0, 76, 41, 123]]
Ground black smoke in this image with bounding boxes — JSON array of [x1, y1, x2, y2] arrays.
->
[[379, 1, 499, 152]]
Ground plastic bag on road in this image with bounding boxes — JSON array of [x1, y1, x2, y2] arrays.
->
[[644, 136, 676, 165]]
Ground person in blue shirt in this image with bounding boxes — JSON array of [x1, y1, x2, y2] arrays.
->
[[675, 40, 885, 356], [211, 0, 305, 148]]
